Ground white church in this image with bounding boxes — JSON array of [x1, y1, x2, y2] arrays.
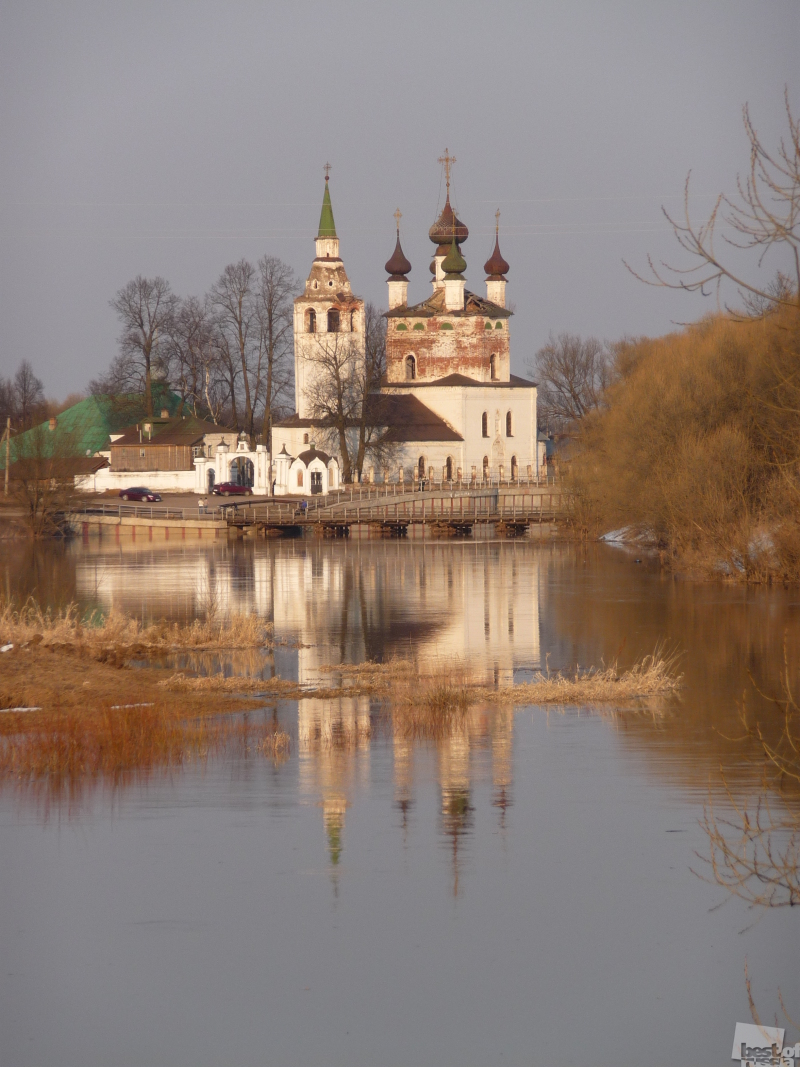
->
[[271, 157, 545, 496]]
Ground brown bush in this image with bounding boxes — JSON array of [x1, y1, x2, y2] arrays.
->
[[568, 307, 800, 580]]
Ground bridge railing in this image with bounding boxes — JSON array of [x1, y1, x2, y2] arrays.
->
[[69, 502, 226, 522], [69, 491, 569, 527]]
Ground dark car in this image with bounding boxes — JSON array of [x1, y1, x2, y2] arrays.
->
[[119, 487, 163, 502], [211, 482, 253, 497]]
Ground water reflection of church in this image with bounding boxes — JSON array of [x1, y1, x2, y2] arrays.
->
[[74, 537, 540, 891], [296, 694, 515, 895]]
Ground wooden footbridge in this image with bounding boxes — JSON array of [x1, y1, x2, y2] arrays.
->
[[71, 486, 568, 539], [222, 487, 568, 537]]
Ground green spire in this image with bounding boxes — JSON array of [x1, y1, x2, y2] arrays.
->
[[317, 178, 337, 239], [442, 233, 466, 277]]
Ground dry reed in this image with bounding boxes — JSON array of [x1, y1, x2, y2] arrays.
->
[[0, 598, 273, 661], [0, 698, 290, 802], [482, 651, 682, 706]]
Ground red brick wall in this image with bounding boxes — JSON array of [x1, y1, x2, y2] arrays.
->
[[386, 315, 510, 383]]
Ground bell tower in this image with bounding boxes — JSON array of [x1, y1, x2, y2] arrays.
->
[[293, 167, 364, 418]]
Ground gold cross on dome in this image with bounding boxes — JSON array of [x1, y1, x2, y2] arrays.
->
[[323, 162, 332, 180], [393, 207, 402, 233], [438, 148, 456, 194], [495, 208, 501, 235]]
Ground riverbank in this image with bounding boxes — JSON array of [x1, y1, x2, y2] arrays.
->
[[0, 600, 681, 795]]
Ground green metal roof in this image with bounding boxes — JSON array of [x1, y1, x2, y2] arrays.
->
[[1, 390, 181, 469], [317, 180, 337, 238]]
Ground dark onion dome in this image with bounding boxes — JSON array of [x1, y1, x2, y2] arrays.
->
[[484, 235, 510, 279], [385, 234, 412, 279], [442, 234, 466, 277], [429, 193, 468, 246]]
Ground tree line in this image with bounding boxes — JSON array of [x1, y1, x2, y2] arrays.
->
[[90, 255, 300, 447]]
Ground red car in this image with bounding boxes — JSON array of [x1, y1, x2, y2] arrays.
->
[[119, 487, 162, 502], [212, 482, 253, 497]]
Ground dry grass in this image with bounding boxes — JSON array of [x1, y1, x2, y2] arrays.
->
[[379, 651, 681, 737], [483, 651, 682, 706], [159, 672, 306, 696], [0, 596, 682, 796], [0, 598, 273, 662], [0, 599, 287, 803]]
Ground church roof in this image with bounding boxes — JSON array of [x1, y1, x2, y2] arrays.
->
[[429, 192, 468, 247], [297, 447, 332, 465], [384, 373, 536, 390], [441, 234, 466, 277], [367, 394, 463, 442], [385, 288, 512, 319], [484, 234, 510, 279], [385, 233, 412, 279], [275, 395, 462, 442], [317, 178, 337, 238]]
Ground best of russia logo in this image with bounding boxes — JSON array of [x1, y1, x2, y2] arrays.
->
[[732, 1023, 799, 1066]]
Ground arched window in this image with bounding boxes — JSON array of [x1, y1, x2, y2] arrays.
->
[[296, 469, 304, 488], [418, 456, 425, 479], [490, 354, 497, 381], [481, 411, 488, 438], [482, 455, 489, 480], [506, 411, 513, 437], [511, 455, 518, 481], [306, 308, 316, 333], [446, 456, 453, 481], [303, 433, 309, 444], [327, 308, 340, 333], [405, 355, 416, 380], [350, 310, 356, 331]]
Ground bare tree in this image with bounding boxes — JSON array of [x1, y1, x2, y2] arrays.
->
[[354, 303, 390, 475], [101, 276, 178, 415], [7, 421, 79, 537], [302, 302, 390, 482], [255, 255, 297, 449], [528, 332, 611, 429], [165, 296, 217, 417], [210, 260, 258, 438], [12, 361, 45, 430], [627, 89, 800, 314], [303, 332, 363, 483]]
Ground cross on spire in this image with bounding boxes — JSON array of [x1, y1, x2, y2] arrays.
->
[[438, 148, 456, 195], [393, 207, 402, 233], [323, 162, 332, 181], [495, 208, 501, 235]]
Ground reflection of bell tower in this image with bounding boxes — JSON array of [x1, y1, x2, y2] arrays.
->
[[323, 793, 347, 894], [492, 707, 514, 828], [438, 725, 473, 897], [393, 728, 415, 840]]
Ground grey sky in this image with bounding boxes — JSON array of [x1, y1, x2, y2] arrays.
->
[[1, 0, 798, 398]]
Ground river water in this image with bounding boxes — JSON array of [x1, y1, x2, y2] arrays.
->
[[1, 534, 798, 1066]]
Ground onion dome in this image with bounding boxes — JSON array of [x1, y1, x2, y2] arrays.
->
[[385, 235, 412, 280], [429, 192, 468, 247], [442, 234, 466, 277], [484, 235, 510, 279], [484, 210, 509, 279]]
